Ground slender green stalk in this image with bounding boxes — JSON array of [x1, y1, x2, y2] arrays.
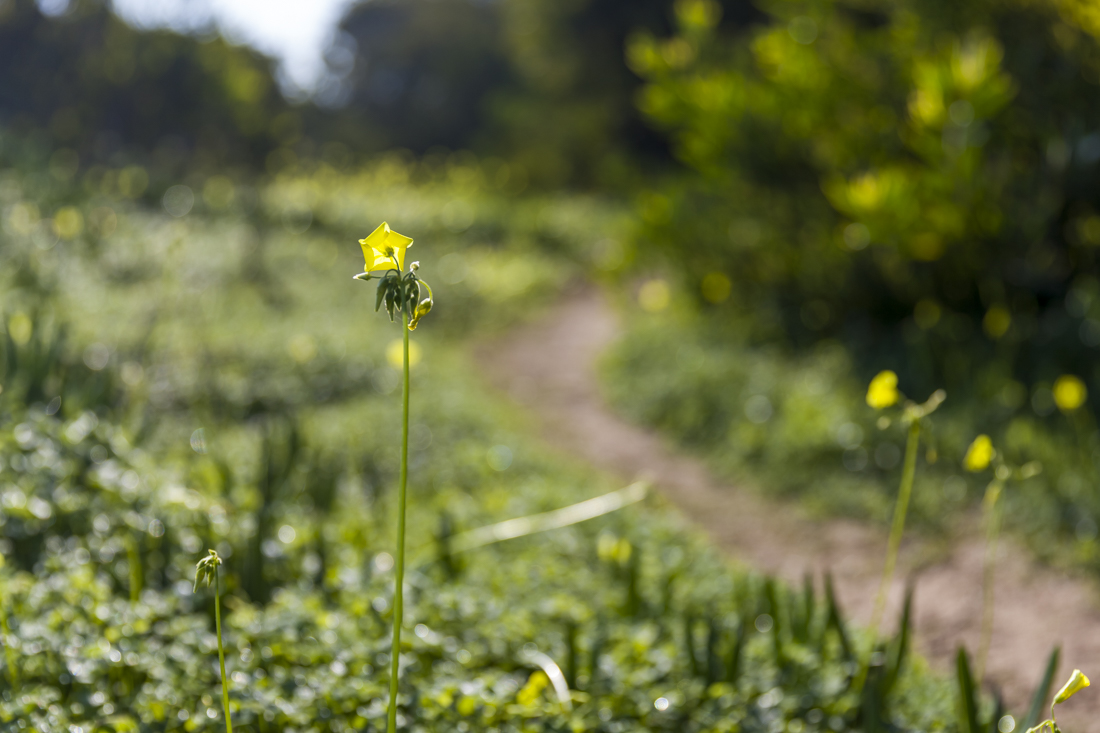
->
[[869, 419, 921, 636], [387, 311, 411, 733], [976, 480, 1004, 682], [852, 419, 921, 699], [215, 569, 232, 733], [126, 532, 142, 603], [0, 593, 17, 690]]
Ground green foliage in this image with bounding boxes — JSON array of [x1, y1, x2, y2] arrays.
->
[[0, 0, 293, 173], [0, 156, 970, 730], [630, 0, 1100, 409], [602, 302, 1100, 576]]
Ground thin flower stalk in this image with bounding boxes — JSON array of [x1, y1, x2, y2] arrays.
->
[[857, 372, 943, 697], [353, 222, 434, 733], [387, 309, 411, 733], [196, 549, 232, 733], [963, 433, 1041, 682], [869, 418, 920, 636], [0, 589, 17, 690], [976, 477, 1003, 682]]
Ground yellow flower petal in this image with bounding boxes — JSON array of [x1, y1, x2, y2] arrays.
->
[[358, 221, 413, 272], [1054, 669, 1090, 705], [963, 434, 994, 472], [1053, 375, 1088, 413], [866, 370, 899, 409]]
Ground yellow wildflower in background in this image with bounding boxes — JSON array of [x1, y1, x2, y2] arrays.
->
[[866, 370, 899, 409], [1055, 669, 1090, 704], [1053, 375, 1087, 412], [517, 671, 550, 706], [387, 339, 422, 369], [964, 434, 994, 472], [359, 221, 414, 272], [638, 279, 671, 312]]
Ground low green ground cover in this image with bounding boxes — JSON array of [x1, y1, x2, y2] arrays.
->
[[0, 153, 1041, 732]]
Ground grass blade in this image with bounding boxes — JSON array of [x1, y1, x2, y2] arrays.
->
[[824, 573, 852, 661], [957, 647, 980, 733], [883, 584, 913, 696], [1022, 646, 1060, 730]]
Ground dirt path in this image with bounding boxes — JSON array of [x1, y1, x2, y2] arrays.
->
[[475, 286, 1100, 727]]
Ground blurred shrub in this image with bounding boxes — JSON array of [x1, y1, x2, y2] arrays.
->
[[331, 0, 763, 188], [0, 0, 293, 173], [629, 0, 1100, 408]]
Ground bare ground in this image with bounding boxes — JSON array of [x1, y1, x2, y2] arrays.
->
[[475, 286, 1100, 728]]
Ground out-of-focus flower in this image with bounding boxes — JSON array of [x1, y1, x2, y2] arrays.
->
[[964, 434, 994, 472], [866, 370, 899, 409], [517, 671, 550, 706], [1053, 375, 1087, 413]]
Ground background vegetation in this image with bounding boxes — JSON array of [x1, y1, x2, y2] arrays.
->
[[2, 0, 1100, 728]]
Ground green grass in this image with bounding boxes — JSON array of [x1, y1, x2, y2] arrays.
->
[[0, 159, 982, 731]]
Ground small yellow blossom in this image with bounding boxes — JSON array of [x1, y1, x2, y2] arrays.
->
[[359, 222, 413, 273], [866, 370, 899, 409], [1053, 375, 1087, 413], [964, 435, 995, 472], [1054, 669, 1090, 704], [517, 671, 550, 706], [638, 279, 671, 312]]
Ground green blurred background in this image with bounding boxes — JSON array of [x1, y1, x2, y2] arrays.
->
[[8, 0, 1100, 592], [4, 0, 1100, 725]]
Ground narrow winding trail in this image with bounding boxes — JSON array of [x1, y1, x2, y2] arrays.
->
[[476, 286, 1100, 727]]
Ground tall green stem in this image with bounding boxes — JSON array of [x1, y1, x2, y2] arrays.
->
[[976, 479, 1004, 682], [869, 419, 921, 637], [0, 592, 17, 689], [851, 419, 921, 700], [215, 569, 232, 733], [387, 312, 410, 733], [126, 532, 142, 604]]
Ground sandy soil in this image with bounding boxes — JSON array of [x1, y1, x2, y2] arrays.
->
[[475, 286, 1100, 728]]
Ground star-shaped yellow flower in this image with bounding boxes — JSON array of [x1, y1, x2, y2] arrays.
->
[[359, 222, 414, 273]]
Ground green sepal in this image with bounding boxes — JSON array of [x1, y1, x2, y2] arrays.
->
[[375, 280, 387, 312]]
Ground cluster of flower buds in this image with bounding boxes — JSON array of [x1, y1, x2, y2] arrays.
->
[[353, 222, 434, 331], [194, 548, 222, 592]]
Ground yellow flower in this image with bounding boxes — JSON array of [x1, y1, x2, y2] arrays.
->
[[1054, 669, 1090, 704], [517, 671, 550, 706], [964, 434, 994, 472], [359, 222, 413, 273], [1053, 375, 1087, 413], [866, 370, 899, 409]]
